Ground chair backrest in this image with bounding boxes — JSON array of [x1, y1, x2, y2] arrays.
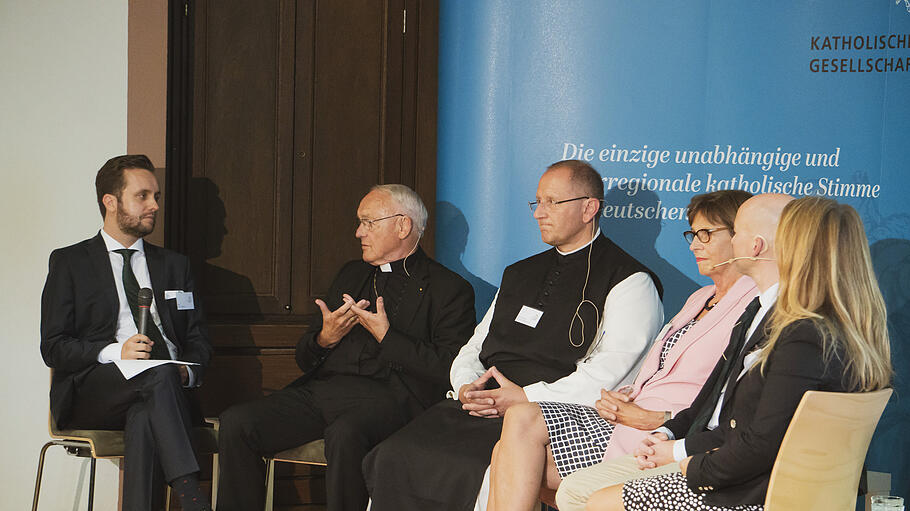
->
[[764, 389, 892, 511]]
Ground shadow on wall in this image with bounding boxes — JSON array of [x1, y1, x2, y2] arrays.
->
[[868, 238, 910, 501], [600, 188, 698, 316], [435, 201, 498, 322], [191, 177, 264, 416]]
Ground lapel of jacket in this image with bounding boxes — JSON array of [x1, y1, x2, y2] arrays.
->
[[658, 277, 758, 378], [720, 306, 774, 409], [654, 287, 720, 379], [145, 242, 178, 344], [88, 232, 120, 319]]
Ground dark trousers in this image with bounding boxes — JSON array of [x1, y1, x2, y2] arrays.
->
[[66, 363, 201, 511], [216, 375, 414, 511], [364, 399, 504, 511]]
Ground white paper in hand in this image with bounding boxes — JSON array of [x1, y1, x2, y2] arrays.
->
[[113, 359, 199, 380]]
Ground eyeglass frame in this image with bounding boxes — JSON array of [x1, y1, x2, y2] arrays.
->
[[528, 196, 594, 213], [683, 227, 730, 244], [357, 213, 404, 231]]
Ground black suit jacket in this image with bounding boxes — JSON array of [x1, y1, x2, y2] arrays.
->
[[684, 319, 853, 506], [40, 233, 212, 428], [294, 248, 476, 410], [663, 308, 772, 453]]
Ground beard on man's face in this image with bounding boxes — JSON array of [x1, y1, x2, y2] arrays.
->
[[117, 207, 156, 238]]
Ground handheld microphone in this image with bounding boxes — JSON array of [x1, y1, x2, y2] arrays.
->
[[712, 256, 776, 269], [137, 288, 154, 335]]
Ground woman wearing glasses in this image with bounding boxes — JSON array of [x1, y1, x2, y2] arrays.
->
[[581, 196, 893, 511], [486, 190, 757, 511]]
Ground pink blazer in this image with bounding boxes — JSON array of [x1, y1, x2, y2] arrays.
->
[[602, 275, 758, 460]]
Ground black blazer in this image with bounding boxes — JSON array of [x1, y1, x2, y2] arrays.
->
[[40, 233, 212, 427], [684, 319, 853, 506], [663, 309, 772, 453], [294, 248, 476, 410]]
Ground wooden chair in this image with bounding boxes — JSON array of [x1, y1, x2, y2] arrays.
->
[[32, 412, 219, 511], [764, 389, 892, 511]]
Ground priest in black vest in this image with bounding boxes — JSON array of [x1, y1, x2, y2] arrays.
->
[[364, 160, 664, 511], [216, 184, 476, 511]]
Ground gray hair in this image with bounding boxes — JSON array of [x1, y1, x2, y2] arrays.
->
[[371, 184, 428, 235]]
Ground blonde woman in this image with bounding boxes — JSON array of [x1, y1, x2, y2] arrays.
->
[[585, 196, 892, 511]]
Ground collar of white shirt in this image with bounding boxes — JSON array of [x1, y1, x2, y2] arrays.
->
[[100, 228, 145, 254]]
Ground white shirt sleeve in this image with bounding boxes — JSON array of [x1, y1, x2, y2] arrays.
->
[[98, 342, 122, 363], [673, 438, 689, 461], [654, 426, 675, 440], [522, 272, 663, 405], [448, 291, 499, 399]]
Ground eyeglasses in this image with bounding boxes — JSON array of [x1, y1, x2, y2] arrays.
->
[[683, 227, 729, 244], [528, 196, 591, 213], [357, 214, 404, 231]]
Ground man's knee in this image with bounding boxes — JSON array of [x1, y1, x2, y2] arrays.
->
[[145, 364, 181, 388], [219, 403, 262, 449]]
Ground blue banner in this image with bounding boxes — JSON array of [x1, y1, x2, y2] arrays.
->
[[435, 0, 910, 500]]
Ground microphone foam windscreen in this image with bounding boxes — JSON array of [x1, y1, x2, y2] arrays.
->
[[138, 287, 154, 307]]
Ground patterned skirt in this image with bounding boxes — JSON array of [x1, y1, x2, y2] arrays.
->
[[538, 401, 615, 478], [622, 472, 764, 511]]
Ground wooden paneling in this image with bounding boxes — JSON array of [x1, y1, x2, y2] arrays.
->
[[190, 0, 295, 315], [168, 2, 439, 505]]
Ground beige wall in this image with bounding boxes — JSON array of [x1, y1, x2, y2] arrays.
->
[[0, 1, 129, 509]]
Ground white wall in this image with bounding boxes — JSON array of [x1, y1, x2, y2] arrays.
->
[[0, 1, 128, 509]]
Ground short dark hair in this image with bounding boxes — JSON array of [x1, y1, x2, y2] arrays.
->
[[547, 160, 604, 215], [95, 154, 155, 218], [686, 190, 752, 231]]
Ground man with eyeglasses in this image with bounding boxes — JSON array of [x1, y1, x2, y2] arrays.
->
[[364, 160, 664, 511], [216, 184, 476, 511]]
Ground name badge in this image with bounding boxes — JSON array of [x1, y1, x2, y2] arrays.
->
[[166, 290, 195, 310], [515, 305, 543, 328]]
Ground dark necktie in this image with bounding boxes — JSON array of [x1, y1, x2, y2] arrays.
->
[[114, 249, 170, 360], [686, 296, 762, 436]]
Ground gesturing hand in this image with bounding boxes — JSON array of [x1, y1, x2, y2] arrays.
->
[[121, 334, 153, 360], [595, 389, 667, 430], [314, 295, 370, 348], [633, 432, 676, 470], [349, 294, 390, 342], [461, 366, 528, 418]]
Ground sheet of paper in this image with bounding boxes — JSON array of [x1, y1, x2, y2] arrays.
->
[[113, 359, 200, 380]]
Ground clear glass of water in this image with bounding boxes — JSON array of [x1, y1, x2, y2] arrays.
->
[[871, 495, 904, 511]]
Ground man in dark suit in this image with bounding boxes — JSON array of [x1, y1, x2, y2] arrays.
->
[[555, 193, 794, 511], [216, 184, 476, 511], [40, 155, 214, 511]]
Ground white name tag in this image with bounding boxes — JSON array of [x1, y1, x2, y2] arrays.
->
[[515, 305, 543, 328], [166, 290, 195, 310]]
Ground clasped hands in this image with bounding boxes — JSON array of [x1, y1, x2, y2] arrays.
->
[[315, 293, 389, 348], [458, 366, 527, 418], [595, 388, 667, 430]]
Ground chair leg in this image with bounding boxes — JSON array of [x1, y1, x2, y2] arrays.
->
[[211, 452, 219, 509], [264, 458, 276, 511], [87, 457, 96, 511], [166, 486, 171, 511], [31, 441, 56, 511]]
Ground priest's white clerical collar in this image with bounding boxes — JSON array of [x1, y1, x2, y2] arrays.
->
[[379, 263, 392, 272], [557, 229, 601, 256]]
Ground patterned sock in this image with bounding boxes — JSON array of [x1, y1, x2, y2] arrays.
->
[[170, 472, 212, 511]]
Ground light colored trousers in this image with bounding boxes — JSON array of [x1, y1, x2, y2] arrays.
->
[[554, 455, 681, 511]]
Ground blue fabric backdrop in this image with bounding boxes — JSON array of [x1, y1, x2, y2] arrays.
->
[[434, 0, 910, 502]]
